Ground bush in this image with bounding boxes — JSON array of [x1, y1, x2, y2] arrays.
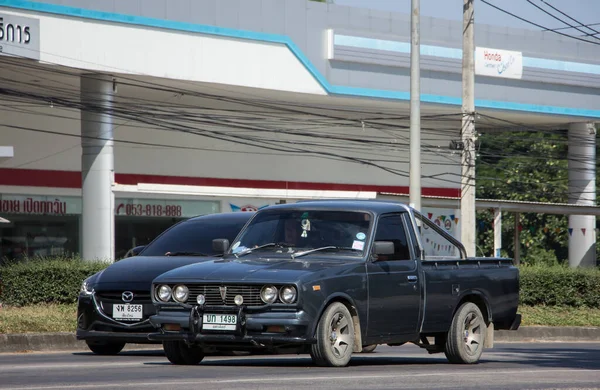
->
[[0, 256, 109, 306], [519, 264, 600, 308]]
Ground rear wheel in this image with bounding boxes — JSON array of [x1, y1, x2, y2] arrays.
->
[[163, 341, 205, 365], [310, 302, 355, 367], [85, 341, 125, 355], [444, 302, 486, 364]]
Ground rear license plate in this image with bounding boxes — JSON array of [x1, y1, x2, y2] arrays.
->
[[202, 313, 237, 331], [113, 304, 143, 321]]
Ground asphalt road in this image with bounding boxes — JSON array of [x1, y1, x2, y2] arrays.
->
[[0, 343, 599, 390]]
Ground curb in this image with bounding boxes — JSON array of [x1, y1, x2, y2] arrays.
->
[[2, 327, 600, 353]]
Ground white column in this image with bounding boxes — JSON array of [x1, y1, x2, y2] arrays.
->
[[568, 122, 596, 268], [493, 208, 501, 258], [81, 74, 115, 262]]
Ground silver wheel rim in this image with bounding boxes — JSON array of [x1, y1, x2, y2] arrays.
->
[[463, 311, 483, 356], [328, 311, 352, 358]]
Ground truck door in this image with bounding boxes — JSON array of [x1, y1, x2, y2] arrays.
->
[[366, 212, 421, 338]]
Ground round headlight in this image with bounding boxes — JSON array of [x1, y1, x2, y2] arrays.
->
[[196, 294, 206, 305], [279, 286, 297, 304], [173, 285, 189, 303], [260, 285, 278, 304], [157, 285, 172, 302], [234, 295, 244, 306]]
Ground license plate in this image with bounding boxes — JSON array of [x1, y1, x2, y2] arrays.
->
[[202, 313, 237, 331], [113, 304, 143, 321]]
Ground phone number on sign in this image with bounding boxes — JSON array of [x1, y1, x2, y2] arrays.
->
[[116, 204, 182, 217]]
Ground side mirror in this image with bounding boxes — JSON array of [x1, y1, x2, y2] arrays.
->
[[212, 238, 230, 254], [372, 241, 395, 256], [124, 245, 146, 258]]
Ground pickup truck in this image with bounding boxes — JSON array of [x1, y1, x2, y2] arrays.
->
[[148, 200, 521, 367]]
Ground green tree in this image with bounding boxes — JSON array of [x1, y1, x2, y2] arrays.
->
[[476, 130, 572, 264]]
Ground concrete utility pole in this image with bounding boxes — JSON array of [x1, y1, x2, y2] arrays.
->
[[409, 0, 422, 213], [461, 0, 477, 257]]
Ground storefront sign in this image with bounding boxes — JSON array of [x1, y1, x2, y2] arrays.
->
[[475, 47, 522, 79], [0, 13, 40, 61], [115, 199, 219, 218], [0, 195, 81, 215]]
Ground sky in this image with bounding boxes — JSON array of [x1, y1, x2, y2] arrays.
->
[[333, 0, 600, 34]]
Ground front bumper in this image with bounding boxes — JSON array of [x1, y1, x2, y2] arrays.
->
[[76, 293, 159, 344], [148, 305, 315, 346]]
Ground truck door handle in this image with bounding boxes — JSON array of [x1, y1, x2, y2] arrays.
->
[[407, 275, 418, 283]]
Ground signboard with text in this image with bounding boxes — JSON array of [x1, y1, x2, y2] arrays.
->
[[0, 13, 40, 61], [475, 47, 522, 79], [0, 195, 219, 218]]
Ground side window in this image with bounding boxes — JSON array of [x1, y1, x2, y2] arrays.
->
[[374, 213, 411, 261]]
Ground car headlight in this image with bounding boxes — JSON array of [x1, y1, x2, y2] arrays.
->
[[80, 278, 94, 295], [279, 286, 297, 304], [260, 285, 278, 304], [157, 285, 172, 302], [173, 285, 189, 303]]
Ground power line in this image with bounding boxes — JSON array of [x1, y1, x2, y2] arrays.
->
[[480, 0, 600, 45]]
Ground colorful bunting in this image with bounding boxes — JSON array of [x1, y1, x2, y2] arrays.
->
[[568, 228, 573, 236]]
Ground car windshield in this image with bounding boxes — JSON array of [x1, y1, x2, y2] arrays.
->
[[140, 217, 247, 256], [229, 209, 372, 258]]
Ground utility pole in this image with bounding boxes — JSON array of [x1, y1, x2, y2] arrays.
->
[[461, 0, 476, 257], [409, 0, 421, 213]]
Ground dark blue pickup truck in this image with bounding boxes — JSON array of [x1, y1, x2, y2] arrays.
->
[[148, 200, 521, 367]]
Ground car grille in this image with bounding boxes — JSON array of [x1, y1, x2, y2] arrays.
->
[[187, 284, 263, 307]]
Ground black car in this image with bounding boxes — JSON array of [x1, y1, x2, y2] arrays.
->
[[76, 212, 252, 355], [148, 201, 520, 367]]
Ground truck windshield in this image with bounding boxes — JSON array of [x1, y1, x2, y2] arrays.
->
[[229, 209, 372, 258]]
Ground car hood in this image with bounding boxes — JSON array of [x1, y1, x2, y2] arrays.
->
[[93, 255, 218, 291], [154, 256, 361, 284]]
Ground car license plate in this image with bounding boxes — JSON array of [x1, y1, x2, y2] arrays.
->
[[113, 304, 143, 321], [202, 313, 237, 331]]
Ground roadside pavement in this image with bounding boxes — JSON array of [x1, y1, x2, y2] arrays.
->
[[2, 327, 600, 353]]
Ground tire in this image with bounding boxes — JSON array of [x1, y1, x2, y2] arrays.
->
[[85, 341, 125, 355], [361, 344, 377, 353], [310, 302, 355, 367], [163, 341, 204, 365], [444, 302, 486, 364]]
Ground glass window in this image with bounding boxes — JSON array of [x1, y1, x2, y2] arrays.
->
[[0, 215, 79, 263], [140, 217, 248, 256], [374, 213, 411, 261], [231, 209, 372, 257]]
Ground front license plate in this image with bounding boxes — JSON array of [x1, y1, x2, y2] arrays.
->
[[113, 304, 143, 321], [202, 313, 237, 331]]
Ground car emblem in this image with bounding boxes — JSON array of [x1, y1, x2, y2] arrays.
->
[[122, 291, 134, 303], [219, 286, 227, 302]]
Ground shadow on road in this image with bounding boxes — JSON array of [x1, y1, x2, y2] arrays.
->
[[492, 345, 600, 371]]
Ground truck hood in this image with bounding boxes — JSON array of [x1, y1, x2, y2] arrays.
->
[[92, 255, 217, 291], [154, 257, 360, 284]]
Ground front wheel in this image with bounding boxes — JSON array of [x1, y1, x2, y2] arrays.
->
[[163, 341, 205, 365], [310, 302, 355, 367], [444, 302, 486, 364], [85, 341, 125, 355]]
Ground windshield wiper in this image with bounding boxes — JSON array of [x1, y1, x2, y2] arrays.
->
[[291, 245, 360, 259], [165, 251, 209, 257], [235, 242, 293, 258]]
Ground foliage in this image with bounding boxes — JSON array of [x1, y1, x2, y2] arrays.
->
[[0, 304, 77, 333], [0, 256, 109, 306], [519, 305, 600, 327], [519, 264, 600, 307], [476, 130, 599, 264]]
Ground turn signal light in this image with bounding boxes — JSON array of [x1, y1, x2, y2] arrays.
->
[[266, 325, 286, 333], [163, 323, 181, 331]]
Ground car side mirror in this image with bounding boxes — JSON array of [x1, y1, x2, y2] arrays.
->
[[212, 238, 230, 254], [372, 241, 395, 256], [124, 245, 145, 259]]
